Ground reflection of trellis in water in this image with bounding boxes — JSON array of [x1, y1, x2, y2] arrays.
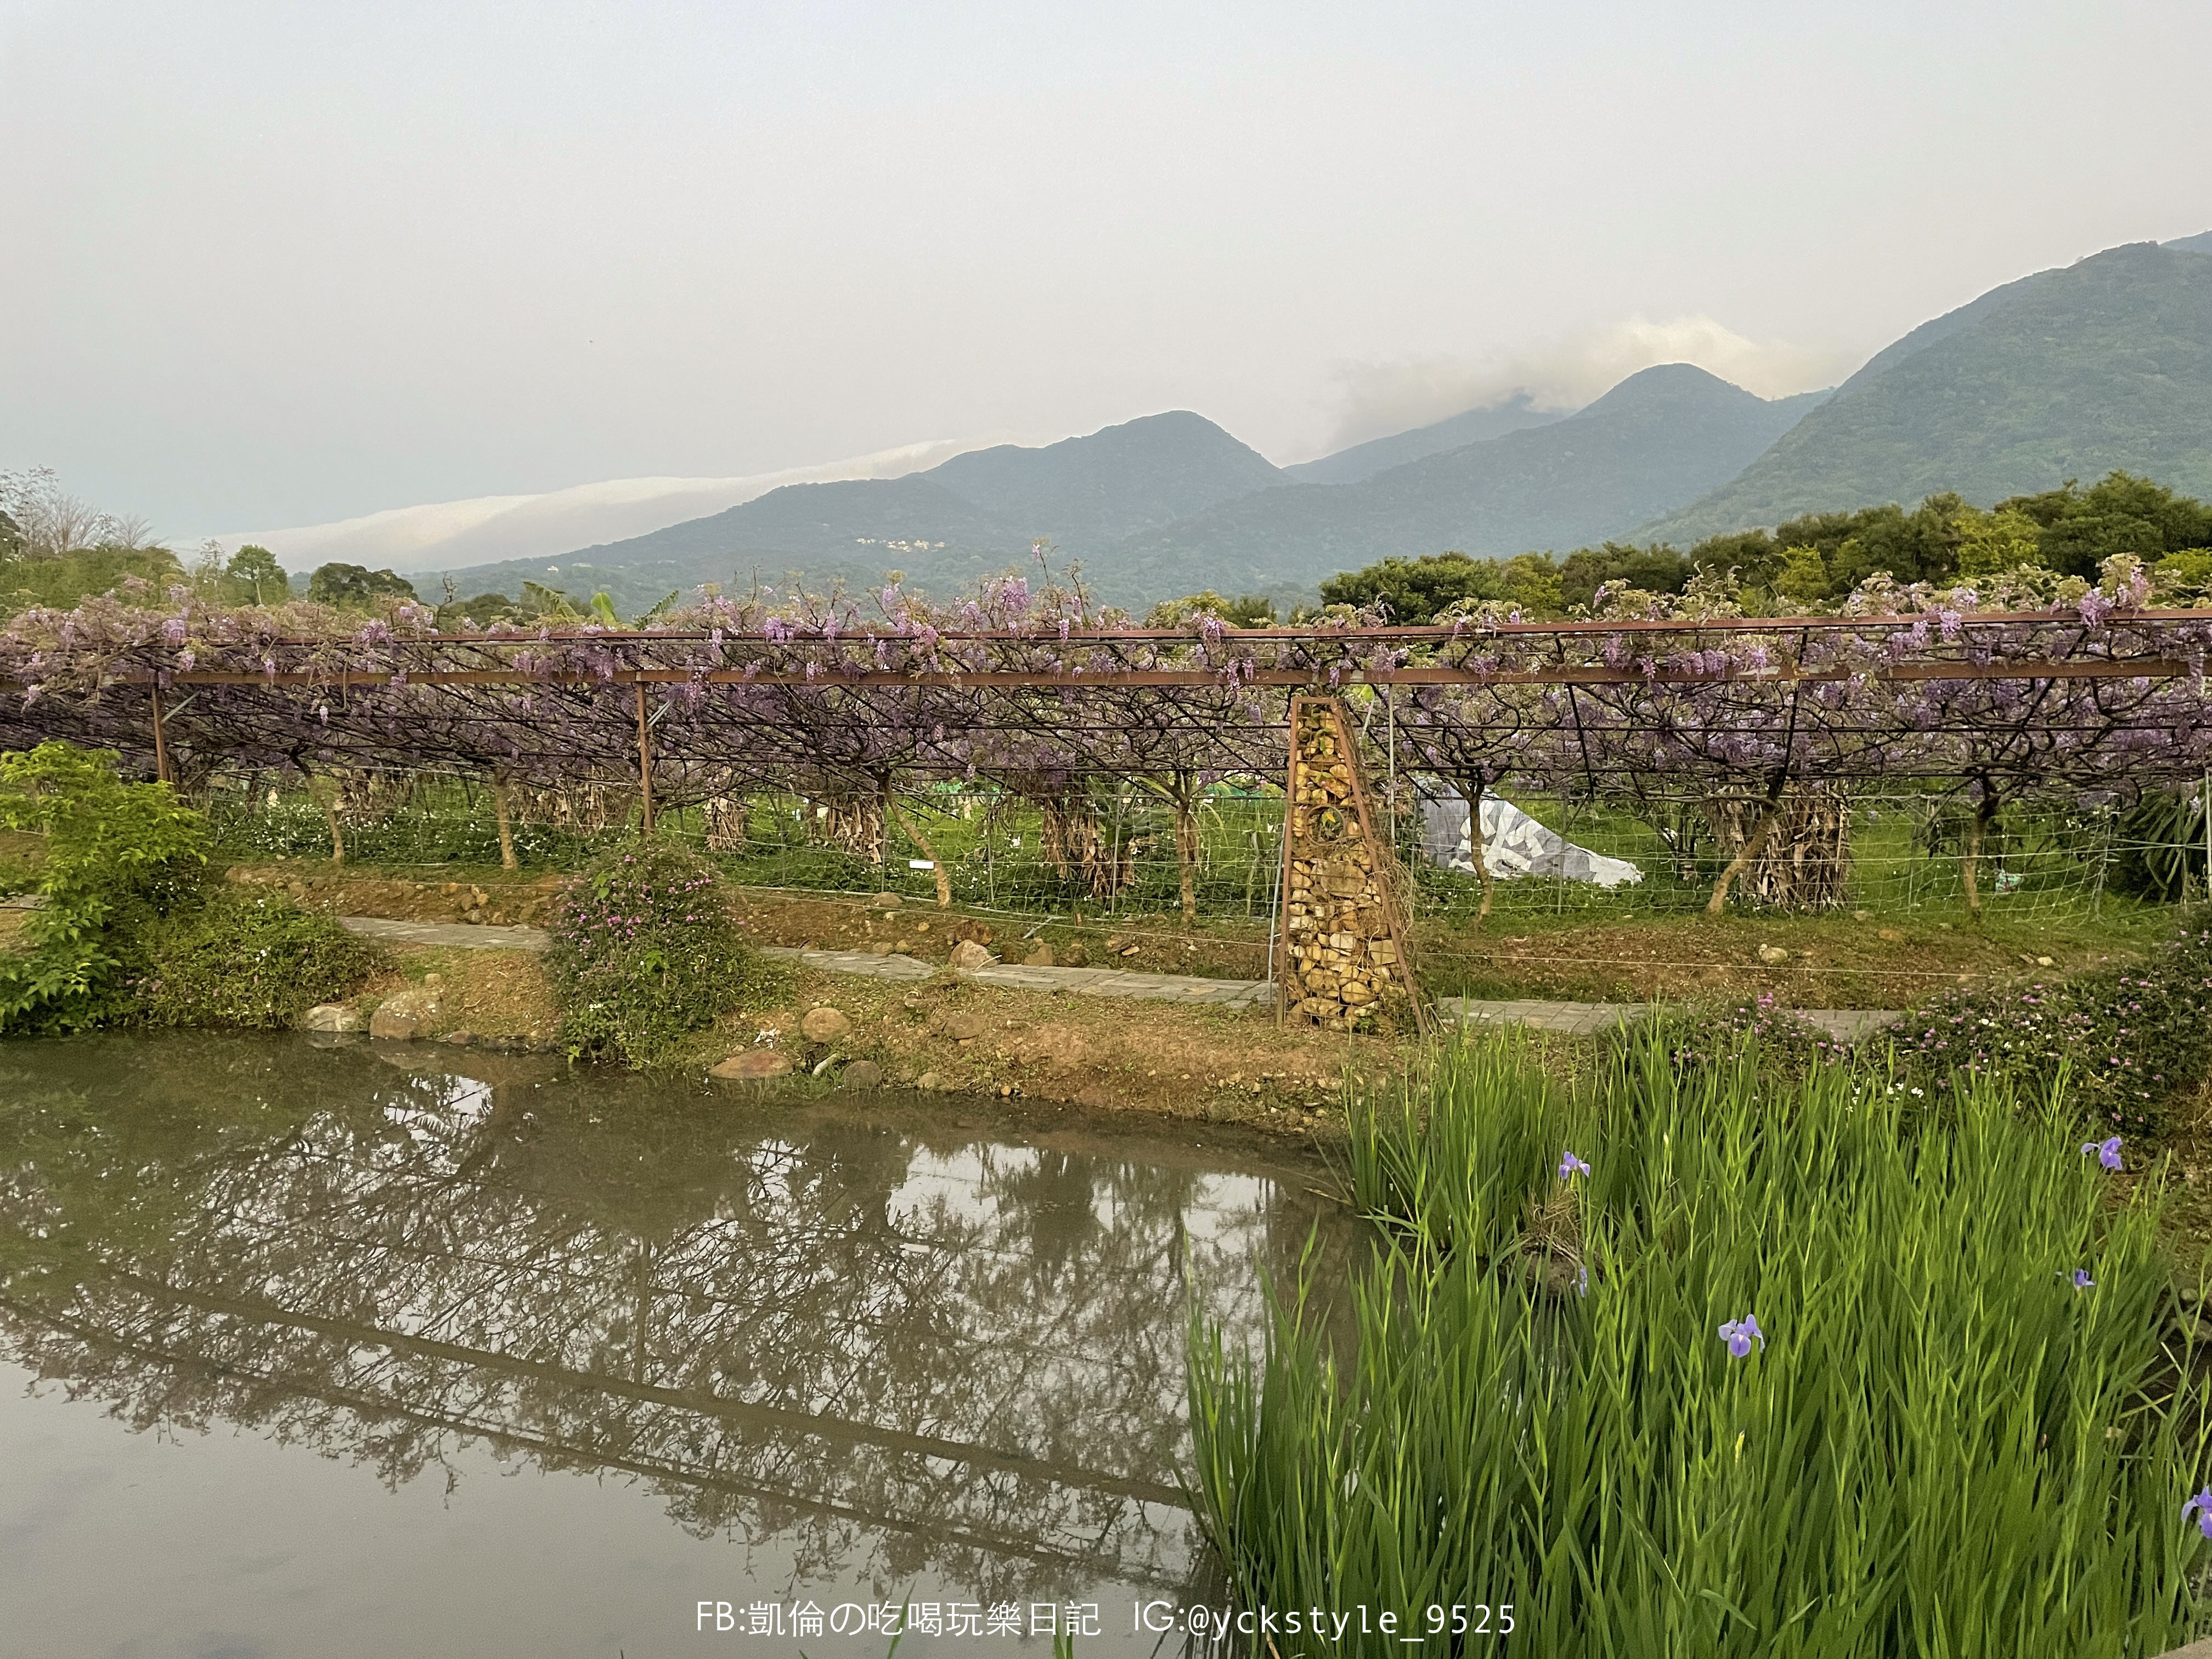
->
[[7, 600, 2212, 916], [0, 1044, 1334, 1602]]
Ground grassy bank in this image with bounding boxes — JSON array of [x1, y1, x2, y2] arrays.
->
[[1189, 1032, 2212, 1656]]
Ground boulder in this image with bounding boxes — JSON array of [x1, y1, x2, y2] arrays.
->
[[302, 1003, 366, 1034], [800, 1006, 854, 1042], [1756, 944, 1790, 965], [710, 1050, 794, 1081], [935, 1011, 989, 1042], [369, 989, 442, 1041], [915, 1070, 947, 1091], [1022, 943, 1056, 967], [840, 1059, 885, 1090], [868, 891, 904, 910], [948, 939, 996, 973]]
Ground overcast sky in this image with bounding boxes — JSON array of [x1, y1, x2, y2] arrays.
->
[[4, 0, 2209, 535]]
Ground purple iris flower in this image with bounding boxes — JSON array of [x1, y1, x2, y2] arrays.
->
[[2080, 1136, 2124, 1171], [1576, 1266, 1590, 1299], [1559, 1151, 1592, 1180], [2186, 1488, 2212, 1540], [2072, 1269, 2095, 1290], [1719, 1316, 1764, 1358]]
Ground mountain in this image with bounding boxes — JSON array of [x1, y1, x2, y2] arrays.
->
[[1638, 241, 2212, 543], [923, 410, 1290, 543], [2166, 230, 2212, 255], [1284, 393, 1568, 486], [1102, 366, 1826, 600], [437, 411, 1289, 608]]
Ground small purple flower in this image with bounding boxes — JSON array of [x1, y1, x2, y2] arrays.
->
[[1719, 1316, 1764, 1358], [2072, 1269, 2095, 1290], [2081, 1136, 2124, 1171], [1576, 1266, 1589, 1299], [1559, 1151, 1591, 1180], [2187, 1488, 2212, 1540]]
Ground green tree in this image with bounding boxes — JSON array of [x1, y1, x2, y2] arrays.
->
[[1998, 472, 2212, 579], [1144, 590, 1280, 627], [306, 562, 419, 607], [224, 544, 287, 605]]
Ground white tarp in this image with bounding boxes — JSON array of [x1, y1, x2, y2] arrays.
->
[[1419, 789, 1643, 888]]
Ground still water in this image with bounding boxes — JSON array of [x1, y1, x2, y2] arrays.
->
[[0, 1035, 1350, 1658]]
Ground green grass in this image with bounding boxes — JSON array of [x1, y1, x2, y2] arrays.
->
[[1187, 1031, 2211, 1656]]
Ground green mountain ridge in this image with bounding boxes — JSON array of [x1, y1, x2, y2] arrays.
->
[[1638, 241, 2212, 543], [1283, 393, 1567, 485]]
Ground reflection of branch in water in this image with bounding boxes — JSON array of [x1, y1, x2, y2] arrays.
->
[[3, 1297, 1186, 1589], [0, 1041, 1342, 1602]]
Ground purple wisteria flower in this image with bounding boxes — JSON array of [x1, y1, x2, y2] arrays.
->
[[1719, 1316, 1765, 1358], [1559, 1151, 1591, 1180], [2081, 1136, 2124, 1171], [2186, 1488, 2212, 1541]]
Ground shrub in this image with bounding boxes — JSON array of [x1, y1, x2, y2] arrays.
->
[[134, 889, 382, 1028], [1894, 926, 2212, 1136], [545, 840, 783, 1066], [0, 742, 208, 1032], [1644, 991, 1859, 1079]]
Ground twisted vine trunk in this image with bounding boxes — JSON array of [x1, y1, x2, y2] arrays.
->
[[1706, 774, 1790, 916], [1460, 775, 1497, 923], [491, 770, 518, 871], [1961, 791, 1997, 918], [887, 794, 952, 909]]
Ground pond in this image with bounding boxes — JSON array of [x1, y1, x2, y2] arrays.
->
[[0, 1035, 1351, 1657]]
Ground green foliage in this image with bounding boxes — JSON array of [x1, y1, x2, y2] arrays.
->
[[2109, 786, 2210, 902], [545, 840, 786, 1066], [1, 545, 186, 613], [436, 591, 526, 629], [223, 544, 287, 606], [306, 562, 419, 607], [1144, 590, 1280, 627], [1319, 550, 1572, 621], [1893, 926, 2212, 1138], [134, 889, 381, 1028], [0, 743, 208, 1031], [1190, 1030, 2208, 1656], [1996, 472, 2212, 580]]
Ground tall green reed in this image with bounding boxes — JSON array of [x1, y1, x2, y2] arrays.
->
[[1189, 1030, 2209, 1656]]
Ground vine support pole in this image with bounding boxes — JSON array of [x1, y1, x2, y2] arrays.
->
[[634, 681, 655, 834], [149, 685, 171, 786]]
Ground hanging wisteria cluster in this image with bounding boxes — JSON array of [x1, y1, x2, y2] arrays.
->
[[1, 564, 2209, 827]]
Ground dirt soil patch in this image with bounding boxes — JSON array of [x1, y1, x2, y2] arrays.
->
[[357, 945, 563, 1044], [1415, 911, 2162, 1007]]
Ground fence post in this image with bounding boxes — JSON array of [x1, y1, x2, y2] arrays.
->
[[634, 680, 654, 834]]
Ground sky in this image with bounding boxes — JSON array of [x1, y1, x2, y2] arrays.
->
[[4, 0, 2210, 538]]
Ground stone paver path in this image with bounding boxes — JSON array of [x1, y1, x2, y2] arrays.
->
[[1439, 997, 1899, 1043], [341, 916, 550, 952], [338, 917, 1894, 1034]]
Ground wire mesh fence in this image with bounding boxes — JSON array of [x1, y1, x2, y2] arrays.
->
[[200, 768, 2212, 931]]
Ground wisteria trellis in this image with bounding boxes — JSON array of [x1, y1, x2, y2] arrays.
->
[[4, 574, 2211, 840]]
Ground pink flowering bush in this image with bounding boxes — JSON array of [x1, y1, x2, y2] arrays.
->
[[546, 840, 784, 1066], [1895, 928, 2212, 1136]]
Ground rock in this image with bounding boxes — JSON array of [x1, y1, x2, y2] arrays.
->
[[868, 941, 894, 955], [936, 1011, 989, 1042], [424, 972, 443, 986], [800, 1006, 854, 1042], [949, 939, 996, 973], [302, 1002, 366, 1034], [1756, 944, 1790, 964], [2036, 956, 2055, 967], [840, 1059, 885, 1090], [438, 1030, 477, 1047], [1074, 1084, 1114, 1109], [369, 989, 442, 1040], [1119, 944, 1142, 957], [1853, 910, 1872, 922], [1877, 928, 1904, 943], [915, 1070, 946, 1091], [868, 891, 904, 910], [710, 1050, 793, 1081], [1022, 943, 1056, 967]]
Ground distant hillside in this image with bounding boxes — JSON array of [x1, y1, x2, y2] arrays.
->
[[1102, 366, 1825, 600], [1639, 241, 2212, 542], [923, 410, 1289, 543], [1284, 393, 1567, 486], [2166, 230, 2212, 255], [438, 411, 1286, 608]]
